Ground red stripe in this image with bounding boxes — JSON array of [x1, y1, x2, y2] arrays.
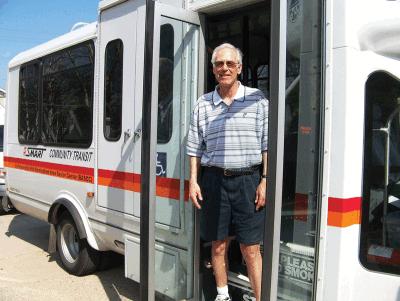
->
[[156, 177, 180, 190], [328, 197, 361, 213], [5, 156, 189, 202], [294, 193, 308, 222], [4, 156, 94, 176], [98, 168, 189, 202], [327, 197, 361, 227], [98, 169, 141, 183]]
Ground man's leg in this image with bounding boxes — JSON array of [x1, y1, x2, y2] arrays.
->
[[240, 243, 262, 301], [212, 237, 231, 288]]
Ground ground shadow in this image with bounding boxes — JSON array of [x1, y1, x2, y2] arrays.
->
[[4, 212, 163, 301]]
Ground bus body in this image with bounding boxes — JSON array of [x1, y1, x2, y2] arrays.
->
[[4, 0, 400, 300]]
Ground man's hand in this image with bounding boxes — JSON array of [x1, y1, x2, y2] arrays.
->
[[255, 178, 266, 211], [189, 179, 203, 209]]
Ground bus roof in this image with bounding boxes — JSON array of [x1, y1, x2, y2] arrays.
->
[[8, 22, 97, 69]]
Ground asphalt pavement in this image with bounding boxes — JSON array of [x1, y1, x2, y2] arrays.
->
[[0, 211, 143, 301]]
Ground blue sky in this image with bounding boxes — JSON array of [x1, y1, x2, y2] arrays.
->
[[0, 0, 100, 90]]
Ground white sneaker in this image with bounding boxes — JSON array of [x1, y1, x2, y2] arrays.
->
[[215, 295, 231, 301]]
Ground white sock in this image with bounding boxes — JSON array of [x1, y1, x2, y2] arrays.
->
[[217, 285, 229, 298]]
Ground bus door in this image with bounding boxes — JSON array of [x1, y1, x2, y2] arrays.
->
[[97, 0, 141, 216], [133, 2, 205, 301], [262, 0, 325, 300]]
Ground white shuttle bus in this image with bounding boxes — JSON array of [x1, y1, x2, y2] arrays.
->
[[4, 0, 400, 300]]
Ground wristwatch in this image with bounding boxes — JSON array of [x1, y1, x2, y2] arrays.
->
[[261, 175, 267, 179]]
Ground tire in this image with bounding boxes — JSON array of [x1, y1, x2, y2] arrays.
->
[[0, 197, 14, 215], [56, 211, 100, 276]]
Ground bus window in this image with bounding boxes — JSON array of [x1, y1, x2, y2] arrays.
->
[[42, 42, 94, 146], [157, 24, 174, 144], [361, 71, 400, 275], [104, 39, 123, 141], [19, 63, 39, 143]]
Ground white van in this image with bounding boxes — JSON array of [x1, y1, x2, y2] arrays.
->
[[0, 97, 10, 214], [5, 0, 400, 300]]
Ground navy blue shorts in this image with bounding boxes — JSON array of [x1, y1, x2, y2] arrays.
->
[[200, 168, 265, 245]]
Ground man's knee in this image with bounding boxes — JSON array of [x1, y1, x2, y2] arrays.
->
[[240, 243, 261, 262], [212, 238, 230, 257]]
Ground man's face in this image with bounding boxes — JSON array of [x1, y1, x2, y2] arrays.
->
[[213, 48, 242, 88]]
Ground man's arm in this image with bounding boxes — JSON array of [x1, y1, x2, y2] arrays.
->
[[189, 156, 203, 209], [255, 151, 267, 211]]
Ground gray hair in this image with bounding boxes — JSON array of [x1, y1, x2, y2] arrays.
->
[[211, 43, 243, 66]]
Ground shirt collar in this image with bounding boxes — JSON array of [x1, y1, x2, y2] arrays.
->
[[212, 82, 245, 106]]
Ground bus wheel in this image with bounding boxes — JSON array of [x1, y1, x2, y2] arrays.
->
[[0, 197, 14, 215], [56, 211, 99, 276]]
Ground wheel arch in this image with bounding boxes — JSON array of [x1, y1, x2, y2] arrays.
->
[[48, 194, 101, 251]]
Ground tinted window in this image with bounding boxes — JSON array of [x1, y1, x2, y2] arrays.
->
[[42, 43, 94, 146], [157, 24, 174, 144], [361, 71, 400, 275], [19, 63, 39, 143], [104, 39, 123, 140]]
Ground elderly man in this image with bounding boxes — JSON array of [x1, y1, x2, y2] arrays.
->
[[187, 43, 268, 301]]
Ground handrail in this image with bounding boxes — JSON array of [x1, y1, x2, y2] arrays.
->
[[70, 22, 89, 32], [377, 104, 400, 247]]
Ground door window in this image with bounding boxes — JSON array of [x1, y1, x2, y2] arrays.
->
[[275, 0, 324, 299], [157, 24, 174, 144], [104, 39, 123, 141]]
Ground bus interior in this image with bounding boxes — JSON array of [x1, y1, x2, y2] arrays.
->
[[200, 2, 301, 298]]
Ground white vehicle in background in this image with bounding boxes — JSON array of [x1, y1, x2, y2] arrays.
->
[[0, 95, 11, 214]]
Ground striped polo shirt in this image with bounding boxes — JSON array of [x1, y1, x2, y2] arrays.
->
[[187, 83, 268, 169]]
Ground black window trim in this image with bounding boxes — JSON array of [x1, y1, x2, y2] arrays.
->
[[360, 69, 400, 276], [18, 59, 41, 145], [103, 38, 124, 142]]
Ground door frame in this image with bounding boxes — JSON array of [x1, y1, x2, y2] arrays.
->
[[261, 0, 287, 300], [140, 1, 206, 300]]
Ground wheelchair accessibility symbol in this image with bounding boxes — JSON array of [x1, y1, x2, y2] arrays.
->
[[156, 152, 167, 177]]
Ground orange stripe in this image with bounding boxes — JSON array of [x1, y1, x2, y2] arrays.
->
[[5, 156, 188, 202], [98, 176, 141, 192], [328, 210, 361, 227], [98, 168, 189, 202], [327, 197, 361, 228], [5, 156, 94, 184]]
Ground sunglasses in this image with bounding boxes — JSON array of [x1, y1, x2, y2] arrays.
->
[[213, 61, 240, 69]]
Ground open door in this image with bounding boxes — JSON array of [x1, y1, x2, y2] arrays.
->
[[139, 2, 205, 300], [262, 0, 325, 300]]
